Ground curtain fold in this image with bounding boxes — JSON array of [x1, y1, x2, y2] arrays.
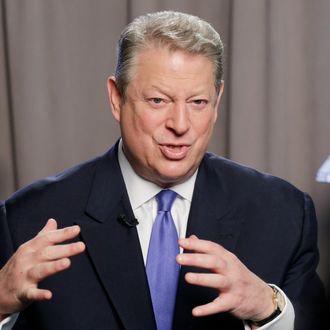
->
[[0, 0, 16, 198]]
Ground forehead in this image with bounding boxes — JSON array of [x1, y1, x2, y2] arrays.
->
[[128, 47, 216, 94]]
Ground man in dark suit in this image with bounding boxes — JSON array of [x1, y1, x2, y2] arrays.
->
[[0, 11, 326, 330]]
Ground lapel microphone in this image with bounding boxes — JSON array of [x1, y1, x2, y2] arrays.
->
[[117, 214, 139, 227]]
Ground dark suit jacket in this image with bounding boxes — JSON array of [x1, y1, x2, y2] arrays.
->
[[0, 142, 326, 329]]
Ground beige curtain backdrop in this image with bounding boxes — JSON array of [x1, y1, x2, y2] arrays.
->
[[1, 0, 329, 295]]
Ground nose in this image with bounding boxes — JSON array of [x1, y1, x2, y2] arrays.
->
[[165, 103, 190, 135]]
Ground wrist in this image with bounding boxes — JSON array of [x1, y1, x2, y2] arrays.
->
[[247, 285, 286, 327]]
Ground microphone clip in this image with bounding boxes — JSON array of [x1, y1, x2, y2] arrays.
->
[[117, 214, 139, 227]]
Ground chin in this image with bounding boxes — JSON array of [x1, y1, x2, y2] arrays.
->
[[155, 167, 194, 187]]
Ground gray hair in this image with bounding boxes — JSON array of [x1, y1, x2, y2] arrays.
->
[[115, 11, 224, 97]]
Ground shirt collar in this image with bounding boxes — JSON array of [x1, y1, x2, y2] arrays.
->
[[117, 139, 197, 210]]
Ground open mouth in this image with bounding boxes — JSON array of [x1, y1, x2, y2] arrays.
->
[[159, 144, 191, 160]]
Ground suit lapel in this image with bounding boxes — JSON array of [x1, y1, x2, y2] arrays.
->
[[75, 146, 245, 329], [186, 153, 244, 251], [173, 154, 245, 329], [76, 144, 156, 330]]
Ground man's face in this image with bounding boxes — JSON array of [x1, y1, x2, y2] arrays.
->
[[108, 47, 223, 187]]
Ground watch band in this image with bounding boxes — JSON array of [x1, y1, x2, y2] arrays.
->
[[247, 286, 284, 327], [248, 306, 281, 327]]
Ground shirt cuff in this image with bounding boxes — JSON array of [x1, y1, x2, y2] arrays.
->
[[244, 285, 295, 330], [0, 313, 19, 330]]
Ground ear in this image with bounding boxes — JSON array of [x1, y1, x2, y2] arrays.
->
[[213, 80, 224, 123], [107, 76, 122, 122]]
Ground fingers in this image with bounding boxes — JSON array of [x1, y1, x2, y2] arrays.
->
[[31, 223, 82, 249], [27, 258, 71, 282], [177, 236, 229, 273], [0, 219, 86, 315], [40, 242, 85, 261], [185, 272, 228, 290], [177, 236, 273, 320], [29, 223, 86, 280], [38, 218, 58, 234], [177, 253, 227, 272], [20, 287, 53, 303], [176, 236, 233, 317], [179, 236, 228, 256], [192, 297, 226, 317]]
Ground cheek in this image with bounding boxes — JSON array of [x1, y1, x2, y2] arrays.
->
[[138, 111, 171, 143], [194, 113, 216, 139], [121, 109, 164, 147]]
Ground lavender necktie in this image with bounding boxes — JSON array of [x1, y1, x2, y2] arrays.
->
[[146, 190, 180, 330]]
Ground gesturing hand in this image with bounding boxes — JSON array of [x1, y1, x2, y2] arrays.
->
[[0, 218, 85, 320], [176, 235, 275, 323]]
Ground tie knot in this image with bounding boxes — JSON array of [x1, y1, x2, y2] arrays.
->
[[156, 190, 177, 212]]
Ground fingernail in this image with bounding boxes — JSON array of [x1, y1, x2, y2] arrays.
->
[[186, 273, 197, 281], [177, 254, 187, 263], [45, 291, 52, 300], [61, 258, 71, 268], [71, 225, 80, 232], [193, 308, 202, 316], [76, 242, 85, 250], [179, 238, 190, 246]]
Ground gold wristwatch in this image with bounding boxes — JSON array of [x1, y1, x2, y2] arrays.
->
[[248, 286, 286, 327]]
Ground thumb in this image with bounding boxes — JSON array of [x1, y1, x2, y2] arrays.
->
[[38, 218, 58, 234]]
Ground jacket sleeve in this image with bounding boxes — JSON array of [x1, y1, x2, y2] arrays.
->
[[283, 193, 326, 329], [0, 202, 14, 268]]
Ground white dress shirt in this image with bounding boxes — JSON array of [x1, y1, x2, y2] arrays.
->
[[118, 140, 196, 262], [117, 141, 294, 330], [0, 141, 294, 329]]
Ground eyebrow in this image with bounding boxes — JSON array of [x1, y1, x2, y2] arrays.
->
[[149, 84, 170, 93], [149, 84, 212, 99]]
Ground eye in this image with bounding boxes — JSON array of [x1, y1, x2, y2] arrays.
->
[[190, 99, 208, 110], [192, 99, 207, 105], [147, 97, 169, 109], [149, 97, 164, 104]]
